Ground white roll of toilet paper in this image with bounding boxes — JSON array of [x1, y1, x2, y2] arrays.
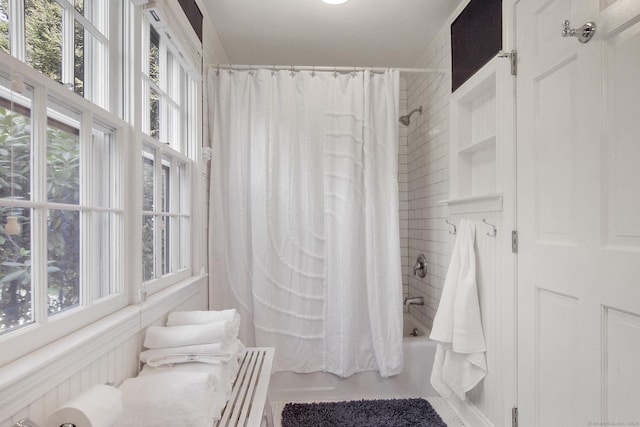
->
[[47, 384, 123, 427]]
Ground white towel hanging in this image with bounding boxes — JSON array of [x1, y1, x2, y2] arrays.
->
[[430, 218, 487, 400]]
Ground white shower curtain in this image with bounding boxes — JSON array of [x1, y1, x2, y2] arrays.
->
[[208, 68, 403, 377]]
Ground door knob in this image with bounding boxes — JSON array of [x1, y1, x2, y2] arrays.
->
[[561, 20, 596, 44]]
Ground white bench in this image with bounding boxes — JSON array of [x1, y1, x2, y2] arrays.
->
[[215, 347, 275, 427]]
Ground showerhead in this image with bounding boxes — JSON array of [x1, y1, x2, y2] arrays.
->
[[399, 106, 423, 126]]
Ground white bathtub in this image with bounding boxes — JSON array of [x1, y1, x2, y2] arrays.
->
[[269, 314, 438, 402]]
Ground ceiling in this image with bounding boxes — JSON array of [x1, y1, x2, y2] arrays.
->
[[200, 0, 463, 68]]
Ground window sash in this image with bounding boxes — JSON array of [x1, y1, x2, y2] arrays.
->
[[142, 137, 191, 286], [0, 59, 124, 339], [4, 0, 116, 110]]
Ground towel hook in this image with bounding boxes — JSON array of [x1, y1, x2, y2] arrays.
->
[[444, 219, 456, 234], [482, 218, 497, 237]]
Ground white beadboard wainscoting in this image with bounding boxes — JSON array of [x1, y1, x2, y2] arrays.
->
[[0, 275, 208, 426]]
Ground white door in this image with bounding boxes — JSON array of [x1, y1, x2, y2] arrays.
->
[[516, 0, 640, 425]]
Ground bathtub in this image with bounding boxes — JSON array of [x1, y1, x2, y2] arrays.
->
[[269, 314, 438, 402]]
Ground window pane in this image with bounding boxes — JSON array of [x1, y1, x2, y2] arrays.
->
[[92, 124, 115, 208], [177, 162, 187, 213], [74, 0, 84, 15], [149, 26, 159, 85], [25, 0, 62, 83], [47, 209, 80, 315], [161, 215, 169, 275], [167, 105, 179, 148], [142, 149, 154, 211], [149, 87, 159, 140], [178, 216, 188, 270], [0, 87, 32, 202], [74, 20, 84, 97], [142, 214, 154, 281], [47, 104, 80, 204], [0, 207, 33, 334], [166, 51, 176, 99], [0, 0, 9, 54], [161, 160, 169, 212], [93, 212, 116, 300], [89, 35, 107, 108]]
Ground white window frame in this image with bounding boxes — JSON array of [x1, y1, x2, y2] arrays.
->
[[139, 12, 197, 295], [0, 0, 203, 364], [3, 0, 120, 113], [0, 54, 126, 365]]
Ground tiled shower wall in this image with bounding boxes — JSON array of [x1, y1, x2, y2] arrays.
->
[[402, 25, 452, 329], [399, 78, 409, 300]]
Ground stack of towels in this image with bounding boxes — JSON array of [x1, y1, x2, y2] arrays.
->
[[115, 309, 245, 427]]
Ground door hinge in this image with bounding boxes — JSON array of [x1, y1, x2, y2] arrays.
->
[[498, 50, 517, 75], [512, 230, 518, 253], [512, 407, 518, 427]]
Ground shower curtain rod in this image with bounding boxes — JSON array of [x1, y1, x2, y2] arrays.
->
[[211, 64, 445, 74]]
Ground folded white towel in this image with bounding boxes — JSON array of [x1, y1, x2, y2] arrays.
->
[[167, 309, 241, 336], [114, 371, 225, 427], [430, 218, 487, 400], [140, 339, 245, 366], [140, 341, 225, 360], [139, 362, 233, 405], [143, 321, 234, 349]]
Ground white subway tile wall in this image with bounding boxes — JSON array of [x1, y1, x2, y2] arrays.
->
[[399, 77, 409, 305], [403, 25, 451, 330]]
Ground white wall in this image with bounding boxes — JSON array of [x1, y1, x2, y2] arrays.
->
[[402, 2, 517, 426]]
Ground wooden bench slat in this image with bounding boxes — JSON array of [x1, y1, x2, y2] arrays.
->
[[238, 351, 264, 424], [215, 347, 274, 427]]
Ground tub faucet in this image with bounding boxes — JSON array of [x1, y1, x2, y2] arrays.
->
[[404, 296, 424, 306]]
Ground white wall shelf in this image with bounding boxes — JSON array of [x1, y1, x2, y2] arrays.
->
[[440, 193, 503, 215], [458, 134, 496, 155], [449, 56, 507, 206]]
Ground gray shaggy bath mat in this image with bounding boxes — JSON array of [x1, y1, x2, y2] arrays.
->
[[281, 397, 447, 427]]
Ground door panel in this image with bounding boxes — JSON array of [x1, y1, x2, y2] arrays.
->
[[604, 308, 640, 421], [604, 23, 640, 248], [517, 0, 640, 425], [536, 289, 579, 427]]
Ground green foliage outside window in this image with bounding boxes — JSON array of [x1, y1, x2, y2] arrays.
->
[[0, 105, 81, 333], [25, 0, 63, 83], [0, 0, 9, 53]]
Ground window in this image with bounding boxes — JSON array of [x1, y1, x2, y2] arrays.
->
[[140, 13, 196, 292], [2, 0, 119, 111], [0, 73, 123, 336], [0, 0, 201, 361]]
